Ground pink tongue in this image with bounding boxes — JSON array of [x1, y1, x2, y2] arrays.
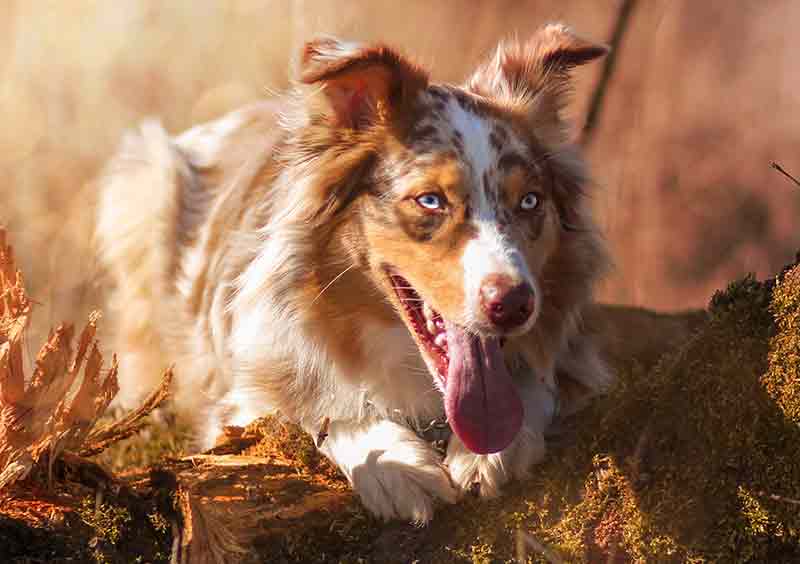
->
[[443, 322, 524, 455]]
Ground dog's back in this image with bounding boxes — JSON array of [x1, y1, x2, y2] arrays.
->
[[96, 101, 282, 412]]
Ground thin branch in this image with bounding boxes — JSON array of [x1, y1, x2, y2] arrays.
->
[[753, 489, 800, 507], [581, 0, 638, 147], [79, 367, 173, 457], [770, 161, 800, 189]]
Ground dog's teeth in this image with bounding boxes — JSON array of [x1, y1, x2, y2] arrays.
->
[[434, 333, 447, 348], [423, 302, 434, 321], [426, 319, 437, 334]]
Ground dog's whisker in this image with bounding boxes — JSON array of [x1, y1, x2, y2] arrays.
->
[[311, 264, 356, 305]]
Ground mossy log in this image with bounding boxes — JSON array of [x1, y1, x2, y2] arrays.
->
[[3, 256, 800, 562], [0, 302, 706, 564]]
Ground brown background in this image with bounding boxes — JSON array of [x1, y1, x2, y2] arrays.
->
[[2, 1, 798, 343]]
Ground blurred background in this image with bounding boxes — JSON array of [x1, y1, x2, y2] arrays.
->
[[1, 0, 799, 344]]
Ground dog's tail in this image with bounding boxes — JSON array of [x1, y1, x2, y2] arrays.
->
[[95, 120, 194, 408]]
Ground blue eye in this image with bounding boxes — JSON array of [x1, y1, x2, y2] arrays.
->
[[416, 193, 443, 210], [520, 192, 540, 211]]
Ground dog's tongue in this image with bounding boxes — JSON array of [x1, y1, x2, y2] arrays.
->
[[443, 322, 523, 455]]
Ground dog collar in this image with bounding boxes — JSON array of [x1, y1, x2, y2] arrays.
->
[[406, 415, 451, 457], [361, 398, 452, 456], [315, 412, 451, 455]]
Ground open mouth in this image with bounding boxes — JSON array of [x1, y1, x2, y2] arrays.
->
[[387, 271, 524, 455], [389, 273, 450, 380]]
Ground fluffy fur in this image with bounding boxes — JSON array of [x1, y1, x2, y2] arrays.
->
[[96, 23, 611, 523]]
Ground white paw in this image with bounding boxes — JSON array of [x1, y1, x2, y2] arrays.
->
[[323, 420, 457, 524], [445, 427, 545, 498], [351, 448, 457, 524]]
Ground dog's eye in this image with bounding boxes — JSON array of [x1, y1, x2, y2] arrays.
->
[[416, 193, 443, 210], [519, 192, 540, 211]]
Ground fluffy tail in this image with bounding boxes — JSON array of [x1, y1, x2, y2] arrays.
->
[[95, 120, 193, 408]]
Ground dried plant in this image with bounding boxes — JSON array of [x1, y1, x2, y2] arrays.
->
[[0, 227, 171, 490]]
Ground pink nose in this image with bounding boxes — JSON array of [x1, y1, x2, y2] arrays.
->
[[480, 274, 536, 331]]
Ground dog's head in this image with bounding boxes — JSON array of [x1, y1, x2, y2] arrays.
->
[[292, 24, 608, 455]]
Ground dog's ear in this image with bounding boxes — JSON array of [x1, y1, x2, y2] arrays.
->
[[467, 23, 607, 142], [299, 37, 428, 129]]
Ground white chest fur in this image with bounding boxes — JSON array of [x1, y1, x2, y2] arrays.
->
[[351, 320, 445, 424]]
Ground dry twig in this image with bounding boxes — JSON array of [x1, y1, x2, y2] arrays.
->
[[770, 161, 800, 189], [80, 367, 173, 457], [753, 489, 800, 507], [581, 0, 638, 147]]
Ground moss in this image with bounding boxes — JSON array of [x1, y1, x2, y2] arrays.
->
[[545, 264, 800, 562], [763, 266, 800, 425], [734, 486, 791, 558], [147, 510, 170, 535], [76, 496, 173, 563], [708, 273, 774, 328], [244, 415, 344, 483], [78, 497, 132, 546], [445, 542, 497, 564], [524, 263, 800, 562]]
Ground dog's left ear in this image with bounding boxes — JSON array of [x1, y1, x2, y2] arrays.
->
[[467, 23, 607, 142], [299, 37, 428, 129]]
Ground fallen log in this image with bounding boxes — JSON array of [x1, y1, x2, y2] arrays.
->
[[3, 223, 799, 563]]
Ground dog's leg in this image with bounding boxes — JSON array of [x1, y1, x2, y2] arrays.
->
[[194, 386, 272, 451], [312, 418, 457, 524], [113, 335, 167, 410], [554, 333, 613, 417], [444, 370, 556, 498]]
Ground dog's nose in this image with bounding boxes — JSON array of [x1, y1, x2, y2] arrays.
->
[[480, 274, 535, 330]]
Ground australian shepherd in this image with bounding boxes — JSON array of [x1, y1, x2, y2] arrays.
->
[[96, 23, 611, 523]]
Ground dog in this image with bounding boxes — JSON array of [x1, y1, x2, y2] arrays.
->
[[96, 23, 611, 524]]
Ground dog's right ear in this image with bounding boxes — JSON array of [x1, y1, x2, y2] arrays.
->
[[298, 37, 428, 130], [467, 24, 607, 144]]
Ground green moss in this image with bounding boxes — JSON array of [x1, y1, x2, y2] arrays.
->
[[90, 547, 111, 564], [545, 265, 800, 562], [78, 497, 132, 546], [549, 264, 799, 562], [708, 273, 774, 328], [76, 497, 172, 564], [445, 542, 496, 564], [763, 266, 800, 425], [147, 510, 170, 535], [245, 415, 343, 480]]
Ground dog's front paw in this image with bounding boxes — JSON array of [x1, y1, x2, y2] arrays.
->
[[351, 449, 457, 524], [445, 427, 545, 498], [326, 420, 457, 524]]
